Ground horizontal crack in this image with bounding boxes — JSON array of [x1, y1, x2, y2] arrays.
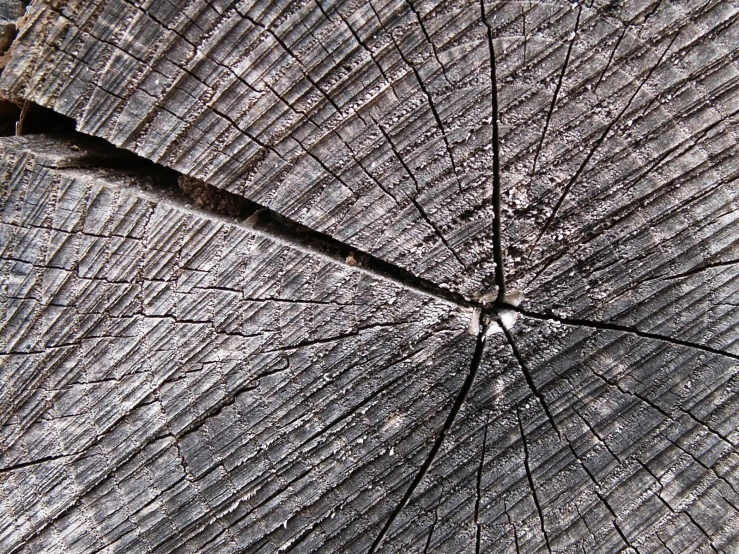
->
[[3, 101, 474, 309], [509, 306, 739, 362]]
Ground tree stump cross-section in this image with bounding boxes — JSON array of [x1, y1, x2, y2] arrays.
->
[[0, 0, 738, 552]]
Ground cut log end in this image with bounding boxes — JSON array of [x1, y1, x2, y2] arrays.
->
[[1, 0, 738, 552]]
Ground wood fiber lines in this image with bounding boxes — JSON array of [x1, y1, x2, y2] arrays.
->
[[0, 0, 738, 553]]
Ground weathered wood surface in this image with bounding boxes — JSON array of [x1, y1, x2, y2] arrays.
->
[[0, 0, 738, 552], [0, 135, 485, 553]]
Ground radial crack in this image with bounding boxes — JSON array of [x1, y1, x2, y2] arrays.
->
[[0, 451, 78, 474], [531, 5, 582, 175], [563, 437, 645, 554], [571, 404, 622, 463], [513, 307, 739, 362], [637, 460, 720, 553], [369, 107, 468, 270], [516, 405, 553, 554], [315, 0, 391, 83], [405, 0, 453, 87], [503, 326, 560, 437], [504, 500, 521, 554], [593, 25, 627, 94], [521, 4, 527, 68], [650, 257, 739, 282], [480, 0, 506, 300], [369, 315, 488, 553], [238, 10, 343, 115], [475, 417, 489, 553], [532, 29, 680, 249], [595, 490, 642, 553], [369, 2, 464, 196], [422, 485, 443, 554]]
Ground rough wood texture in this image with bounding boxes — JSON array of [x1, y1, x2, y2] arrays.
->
[[0, 0, 738, 552], [1, 135, 483, 553]]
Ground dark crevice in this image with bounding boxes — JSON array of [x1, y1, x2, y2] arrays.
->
[[503, 325, 560, 438], [249, 209, 473, 307], [0, 100, 76, 137], [177, 174, 260, 218], [480, 0, 506, 301], [474, 417, 489, 554], [532, 29, 680, 250], [369, 313, 487, 553], [2, 105, 182, 197], [511, 306, 739, 362], [177, 171, 471, 309], [531, 5, 581, 175], [4, 101, 474, 309], [516, 405, 553, 554]]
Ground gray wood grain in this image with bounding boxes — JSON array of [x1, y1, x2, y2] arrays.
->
[[0, 135, 482, 553], [0, 0, 738, 552]]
